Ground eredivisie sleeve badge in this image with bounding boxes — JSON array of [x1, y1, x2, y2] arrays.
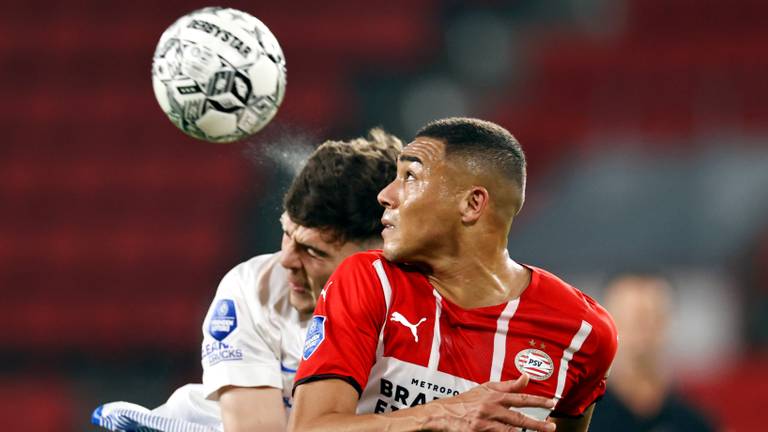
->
[[209, 299, 238, 341]]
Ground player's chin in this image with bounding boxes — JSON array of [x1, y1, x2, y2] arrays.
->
[[382, 243, 403, 262]]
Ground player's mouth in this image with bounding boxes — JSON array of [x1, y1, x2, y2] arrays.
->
[[288, 279, 309, 294], [381, 216, 396, 234]]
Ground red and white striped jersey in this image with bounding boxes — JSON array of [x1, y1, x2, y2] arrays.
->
[[295, 251, 617, 419]]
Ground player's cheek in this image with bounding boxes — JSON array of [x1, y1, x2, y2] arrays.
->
[[306, 268, 325, 294]]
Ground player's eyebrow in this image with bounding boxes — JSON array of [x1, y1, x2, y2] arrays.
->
[[280, 213, 332, 257], [399, 154, 422, 164], [293, 237, 331, 258]]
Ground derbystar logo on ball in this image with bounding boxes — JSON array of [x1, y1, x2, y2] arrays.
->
[[152, 7, 286, 143]]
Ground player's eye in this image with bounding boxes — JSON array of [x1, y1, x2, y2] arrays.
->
[[305, 247, 323, 259], [404, 170, 416, 181]]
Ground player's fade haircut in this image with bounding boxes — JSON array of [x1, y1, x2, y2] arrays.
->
[[283, 128, 402, 243], [415, 117, 526, 189]]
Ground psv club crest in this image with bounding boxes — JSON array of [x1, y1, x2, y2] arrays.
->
[[514, 348, 554, 381]]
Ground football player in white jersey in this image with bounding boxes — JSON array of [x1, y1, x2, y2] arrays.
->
[[93, 129, 403, 432]]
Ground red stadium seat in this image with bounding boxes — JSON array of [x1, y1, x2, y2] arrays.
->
[[0, 377, 75, 431]]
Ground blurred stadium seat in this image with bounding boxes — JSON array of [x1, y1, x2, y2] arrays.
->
[[0, 377, 75, 430]]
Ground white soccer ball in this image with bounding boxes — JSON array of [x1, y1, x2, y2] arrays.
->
[[152, 7, 286, 143]]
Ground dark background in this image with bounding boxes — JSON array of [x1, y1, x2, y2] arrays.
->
[[1, 1, 766, 430]]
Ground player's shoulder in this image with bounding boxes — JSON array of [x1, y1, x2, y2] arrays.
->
[[342, 249, 386, 265], [226, 252, 280, 278], [528, 266, 617, 342], [332, 250, 387, 275], [220, 252, 291, 308], [527, 265, 583, 302], [333, 250, 418, 281]]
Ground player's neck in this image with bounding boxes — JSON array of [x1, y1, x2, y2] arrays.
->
[[426, 249, 530, 309]]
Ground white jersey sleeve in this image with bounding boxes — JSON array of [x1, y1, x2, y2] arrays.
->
[[200, 253, 285, 400]]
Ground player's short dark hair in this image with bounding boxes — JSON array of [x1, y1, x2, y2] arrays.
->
[[415, 117, 526, 187], [283, 128, 402, 243]]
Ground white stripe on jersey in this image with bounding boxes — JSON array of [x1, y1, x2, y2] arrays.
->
[[372, 259, 393, 310], [373, 259, 394, 358], [427, 289, 443, 371], [554, 320, 593, 402], [489, 299, 520, 381]]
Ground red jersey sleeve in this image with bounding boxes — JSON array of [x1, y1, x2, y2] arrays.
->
[[294, 252, 387, 396], [552, 300, 619, 417]]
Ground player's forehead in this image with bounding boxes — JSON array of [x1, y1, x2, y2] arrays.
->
[[399, 136, 446, 166], [280, 212, 298, 232], [280, 213, 342, 250]]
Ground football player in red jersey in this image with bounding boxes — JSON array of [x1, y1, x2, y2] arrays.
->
[[289, 118, 618, 432]]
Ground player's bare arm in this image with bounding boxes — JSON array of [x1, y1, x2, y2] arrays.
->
[[219, 386, 286, 432], [288, 375, 556, 432], [548, 404, 595, 432]]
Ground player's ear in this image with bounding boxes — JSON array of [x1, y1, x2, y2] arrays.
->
[[459, 186, 489, 224]]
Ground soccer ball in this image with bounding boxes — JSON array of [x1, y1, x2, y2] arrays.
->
[[151, 7, 286, 143]]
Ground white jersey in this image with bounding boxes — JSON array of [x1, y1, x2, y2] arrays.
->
[[201, 252, 309, 405], [94, 253, 308, 432]]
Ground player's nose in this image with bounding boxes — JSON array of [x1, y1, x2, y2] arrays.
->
[[279, 237, 302, 270], [377, 180, 397, 209]]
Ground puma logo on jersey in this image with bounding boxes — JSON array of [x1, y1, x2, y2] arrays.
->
[[390, 312, 427, 342], [320, 281, 332, 301]]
